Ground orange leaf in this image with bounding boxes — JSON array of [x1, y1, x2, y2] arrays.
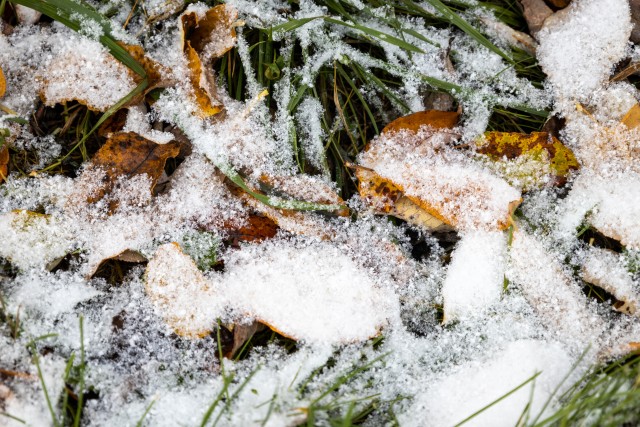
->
[[185, 42, 223, 117], [621, 103, 640, 129], [0, 144, 8, 184], [0, 66, 6, 98], [224, 214, 279, 243], [382, 110, 459, 135], [187, 4, 238, 63]]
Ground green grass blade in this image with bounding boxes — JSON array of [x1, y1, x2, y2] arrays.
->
[[219, 163, 346, 212], [135, 399, 156, 427], [0, 412, 26, 424], [323, 17, 424, 53], [402, 0, 512, 63]]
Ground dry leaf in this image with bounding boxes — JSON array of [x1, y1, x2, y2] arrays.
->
[[120, 44, 174, 105], [546, 0, 572, 8], [581, 247, 639, 316], [224, 214, 279, 243], [0, 66, 5, 98], [520, 0, 553, 35], [621, 103, 640, 129], [355, 167, 448, 231], [179, 5, 237, 118], [478, 131, 580, 189], [357, 110, 520, 231], [145, 242, 218, 338], [79, 132, 180, 204], [88, 249, 147, 279], [222, 321, 266, 359], [382, 110, 459, 135], [183, 4, 238, 63], [0, 143, 8, 184]]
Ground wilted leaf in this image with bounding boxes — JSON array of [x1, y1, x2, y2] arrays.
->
[[546, 0, 572, 8], [183, 4, 238, 63], [478, 131, 580, 189], [222, 321, 265, 359], [40, 39, 138, 112], [88, 249, 147, 279], [382, 110, 459, 135], [81, 132, 180, 204], [224, 213, 279, 243], [120, 44, 174, 105], [0, 66, 6, 98], [179, 6, 236, 118]]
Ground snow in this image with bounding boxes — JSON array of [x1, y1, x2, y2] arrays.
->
[[1, 0, 640, 425]]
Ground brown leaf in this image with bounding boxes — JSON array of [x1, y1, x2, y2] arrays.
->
[[0, 144, 8, 184], [478, 131, 580, 188], [355, 167, 449, 230], [222, 321, 265, 359], [382, 110, 459, 135], [545, 0, 571, 8], [224, 214, 279, 243], [185, 42, 223, 118], [621, 103, 640, 129], [97, 108, 129, 137], [0, 65, 5, 98], [520, 0, 553, 35], [185, 5, 238, 63], [120, 44, 174, 105], [83, 132, 180, 204], [88, 249, 147, 279]]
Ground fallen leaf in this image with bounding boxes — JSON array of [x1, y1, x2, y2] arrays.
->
[[0, 142, 8, 184], [145, 242, 219, 338], [179, 6, 237, 118], [621, 103, 640, 129], [581, 247, 639, 316], [0, 66, 5, 98], [521, 0, 553, 35], [382, 110, 459, 135], [477, 131, 580, 189], [120, 43, 174, 105], [357, 110, 520, 231], [88, 249, 147, 279], [79, 132, 180, 204], [183, 4, 238, 63], [0, 210, 72, 271], [224, 213, 279, 243], [355, 167, 449, 231], [545, 0, 572, 8], [222, 321, 266, 359]]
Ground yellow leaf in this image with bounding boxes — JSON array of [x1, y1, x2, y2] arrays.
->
[[186, 4, 238, 63], [0, 66, 6, 98], [0, 144, 8, 185], [185, 42, 223, 117], [478, 131, 580, 189], [621, 103, 640, 129]]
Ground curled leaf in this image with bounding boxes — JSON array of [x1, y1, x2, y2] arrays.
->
[[0, 143, 8, 184], [382, 110, 459, 135]]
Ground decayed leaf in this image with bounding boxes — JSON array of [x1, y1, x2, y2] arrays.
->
[[78, 132, 180, 204], [145, 241, 394, 344], [621, 103, 640, 129], [120, 44, 174, 105], [224, 214, 279, 243], [222, 321, 266, 359], [0, 66, 6, 98], [179, 5, 237, 118], [581, 247, 639, 315], [477, 131, 580, 189], [357, 110, 521, 231]]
